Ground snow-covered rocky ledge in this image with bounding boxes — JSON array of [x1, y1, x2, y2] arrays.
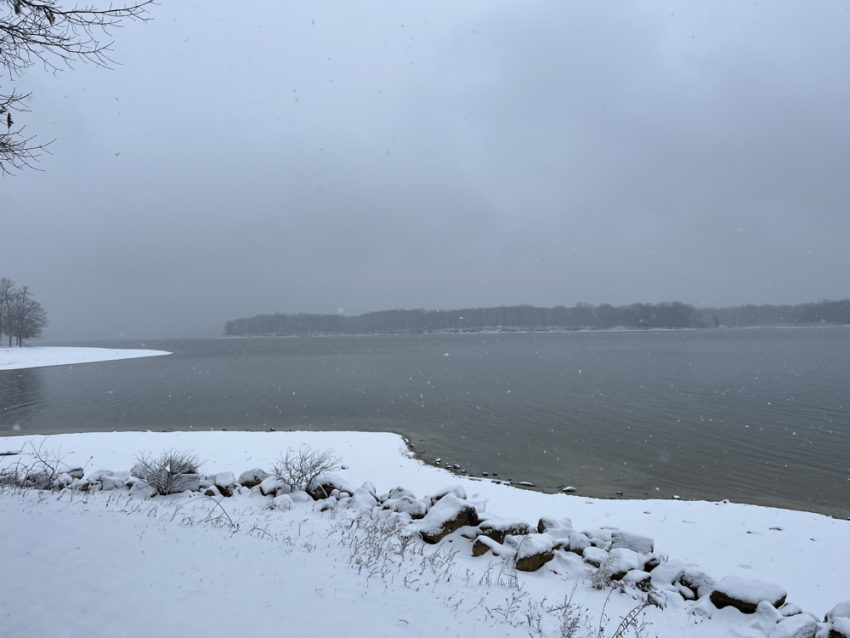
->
[[2, 431, 849, 638], [0, 346, 171, 370]]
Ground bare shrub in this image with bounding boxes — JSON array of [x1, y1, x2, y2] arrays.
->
[[272, 444, 341, 492], [547, 588, 590, 638], [590, 556, 623, 591], [134, 449, 202, 495], [594, 591, 653, 638], [606, 601, 652, 638], [0, 440, 76, 490]]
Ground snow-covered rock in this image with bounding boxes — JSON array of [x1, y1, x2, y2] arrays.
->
[[310, 473, 356, 498], [681, 568, 717, 599], [66, 467, 85, 480], [101, 471, 132, 490], [621, 569, 652, 592], [214, 471, 236, 493], [258, 477, 280, 496], [650, 559, 686, 589], [85, 470, 132, 490], [582, 527, 615, 547], [289, 491, 312, 503], [418, 493, 479, 543], [306, 484, 329, 500], [381, 496, 427, 519], [606, 548, 641, 580], [478, 518, 534, 544], [427, 485, 467, 506], [128, 481, 157, 498], [349, 487, 378, 512], [238, 468, 269, 488], [768, 613, 817, 638], [826, 601, 850, 623], [387, 486, 417, 501], [537, 516, 573, 533], [515, 534, 555, 572], [472, 535, 515, 558], [710, 575, 788, 613], [831, 617, 850, 638], [582, 546, 609, 568], [610, 530, 654, 554], [568, 532, 591, 555], [86, 469, 122, 482], [781, 603, 804, 617]]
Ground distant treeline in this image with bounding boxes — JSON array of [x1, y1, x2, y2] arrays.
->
[[224, 299, 850, 337]]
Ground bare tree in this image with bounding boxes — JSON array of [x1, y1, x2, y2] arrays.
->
[[0, 276, 15, 346], [1, 0, 154, 174], [5, 283, 48, 345], [272, 445, 342, 493]]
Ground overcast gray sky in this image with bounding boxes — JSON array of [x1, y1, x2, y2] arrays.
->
[[2, 0, 849, 340]]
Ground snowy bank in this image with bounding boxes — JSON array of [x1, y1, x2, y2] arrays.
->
[[0, 346, 171, 370], [2, 431, 849, 637]]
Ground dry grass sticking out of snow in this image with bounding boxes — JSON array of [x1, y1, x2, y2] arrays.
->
[[2, 431, 849, 638]]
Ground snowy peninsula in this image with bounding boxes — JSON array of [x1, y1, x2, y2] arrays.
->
[[0, 346, 171, 371], [2, 430, 848, 637]]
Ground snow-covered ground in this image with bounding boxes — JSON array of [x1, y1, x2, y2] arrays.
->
[[1, 431, 848, 637], [0, 346, 171, 371], [0, 346, 171, 370]]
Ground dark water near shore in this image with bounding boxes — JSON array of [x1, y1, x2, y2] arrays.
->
[[2, 329, 849, 517]]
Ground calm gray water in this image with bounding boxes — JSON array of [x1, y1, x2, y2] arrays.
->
[[2, 329, 848, 517]]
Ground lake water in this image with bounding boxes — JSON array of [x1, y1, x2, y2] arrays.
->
[[2, 328, 848, 517]]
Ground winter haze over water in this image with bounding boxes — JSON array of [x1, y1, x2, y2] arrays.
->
[[2, 1, 850, 340]]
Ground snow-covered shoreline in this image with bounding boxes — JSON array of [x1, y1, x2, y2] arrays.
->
[[0, 346, 171, 370], [2, 430, 848, 637]]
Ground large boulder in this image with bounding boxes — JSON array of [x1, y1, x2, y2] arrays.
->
[[537, 516, 573, 534], [768, 614, 817, 638], [238, 468, 269, 488], [681, 568, 717, 599], [418, 494, 479, 544], [515, 534, 555, 572], [478, 519, 535, 544], [710, 576, 787, 613], [610, 530, 654, 555], [427, 485, 467, 506]]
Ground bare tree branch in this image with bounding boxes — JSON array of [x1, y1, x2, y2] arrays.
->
[[0, 0, 154, 173]]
